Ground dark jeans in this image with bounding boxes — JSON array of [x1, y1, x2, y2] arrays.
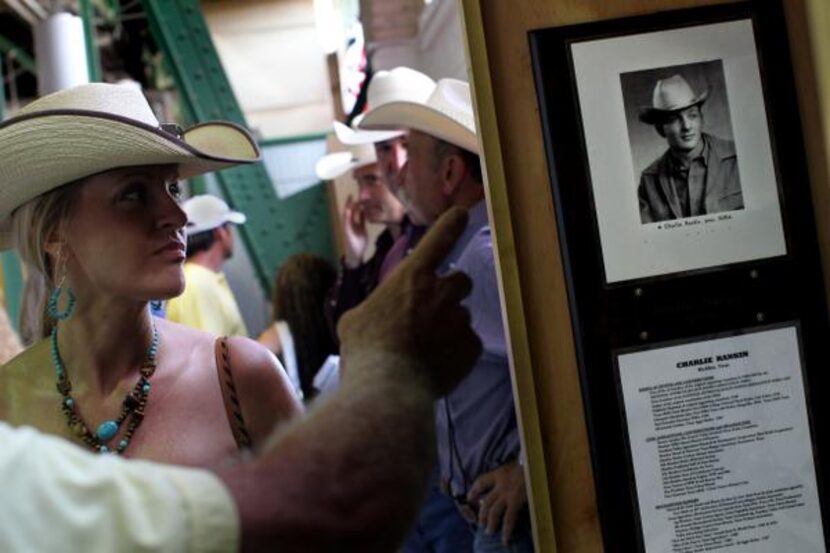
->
[[471, 507, 534, 553], [402, 483, 473, 553]]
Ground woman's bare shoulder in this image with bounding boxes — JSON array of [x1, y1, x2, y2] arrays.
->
[[223, 335, 304, 444], [0, 339, 52, 420], [1, 339, 50, 381]]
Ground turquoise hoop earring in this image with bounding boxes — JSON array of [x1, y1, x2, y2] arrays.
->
[[48, 285, 76, 320]]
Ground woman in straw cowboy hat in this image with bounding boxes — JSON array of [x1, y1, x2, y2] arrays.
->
[[0, 83, 301, 465]]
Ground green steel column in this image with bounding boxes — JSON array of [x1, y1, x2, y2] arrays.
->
[[79, 0, 102, 81], [141, 0, 333, 295], [0, 34, 36, 75], [0, 55, 23, 331]]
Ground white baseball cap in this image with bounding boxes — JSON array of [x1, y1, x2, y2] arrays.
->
[[184, 194, 247, 234]]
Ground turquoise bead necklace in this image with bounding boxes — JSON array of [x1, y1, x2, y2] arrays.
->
[[51, 316, 159, 454]]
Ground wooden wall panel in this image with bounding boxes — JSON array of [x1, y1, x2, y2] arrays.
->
[[460, 0, 828, 552]]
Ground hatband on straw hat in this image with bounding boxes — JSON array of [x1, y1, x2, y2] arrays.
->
[[359, 78, 478, 154], [315, 143, 377, 181], [0, 82, 261, 250], [638, 74, 709, 125]]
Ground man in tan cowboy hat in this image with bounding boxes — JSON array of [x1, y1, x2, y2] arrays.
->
[[638, 73, 743, 223], [361, 79, 533, 551]]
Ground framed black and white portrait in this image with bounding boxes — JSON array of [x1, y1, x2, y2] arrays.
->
[[533, 7, 788, 284], [620, 59, 743, 225], [530, 4, 829, 551]]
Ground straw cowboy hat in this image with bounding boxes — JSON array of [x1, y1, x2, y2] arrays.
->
[[336, 67, 436, 146], [359, 78, 478, 154], [315, 142, 377, 181], [638, 74, 709, 125], [0, 82, 260, 249]]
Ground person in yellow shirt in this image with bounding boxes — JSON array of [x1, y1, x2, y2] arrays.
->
[[166, 195, 249, 336]]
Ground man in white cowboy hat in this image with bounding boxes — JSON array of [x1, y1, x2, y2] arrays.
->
[[166, 194, 250, 336], [637, 73, 743, 223], [334, 67, 435, 315], [337, 69, 473, 553], [355, 68, 436, 287], [361, 79, 533, 551], [316, 139, 407, 324], [355, 67, 436, 203]]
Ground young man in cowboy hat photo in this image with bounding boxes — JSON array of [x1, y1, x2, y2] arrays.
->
[[637, 73, 743, 224], [361, 79, 534, 552], [0, 81, 483, 552], [166, 194, 250, 337]]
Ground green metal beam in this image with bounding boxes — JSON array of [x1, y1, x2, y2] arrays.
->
[[141, 0, 333, 296], [0, 34, 36, 75], [259, 132, 328, 148], [79, 0, 103, 81], [0, 56, 23, 331]]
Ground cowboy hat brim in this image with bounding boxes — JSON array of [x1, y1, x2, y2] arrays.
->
[[0, 110, 260, 250], [315, 151, 376, 181], [359, 100, 479, 155], [333, 119, 403, 146], [638, 90, 709, 125]]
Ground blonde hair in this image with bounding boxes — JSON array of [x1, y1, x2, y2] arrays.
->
[[10, 181, 81, 343]]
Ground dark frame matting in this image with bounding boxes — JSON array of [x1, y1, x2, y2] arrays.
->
[[529, 1, 829, 551]]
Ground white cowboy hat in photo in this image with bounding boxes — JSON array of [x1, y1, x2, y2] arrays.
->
[[359, 78, 479, 154], [0, 82, 260, 249], [184, 194, 247, 235], [332, 117, 402, 147], [638, 74, 709, 125], [315, 142, 377, 181]]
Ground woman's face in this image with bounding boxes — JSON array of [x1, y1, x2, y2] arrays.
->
[[62, 165, 188, 303]]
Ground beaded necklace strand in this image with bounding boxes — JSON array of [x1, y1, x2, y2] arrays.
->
[[51, 317, 159, 454]]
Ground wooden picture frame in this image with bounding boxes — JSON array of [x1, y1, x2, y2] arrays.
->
[[529, 1, 829, 550]]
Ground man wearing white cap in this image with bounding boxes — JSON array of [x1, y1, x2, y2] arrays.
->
[[318, 137, 407, 323], [361, 79, 533, 551], [638, 73, 742, 223], [166, 194, 249, 336]]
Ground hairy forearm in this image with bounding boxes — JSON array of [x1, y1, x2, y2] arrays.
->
[[219, 350, 436, 553]]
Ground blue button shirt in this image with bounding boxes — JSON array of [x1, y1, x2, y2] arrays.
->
[[436, 200, 521, 496]]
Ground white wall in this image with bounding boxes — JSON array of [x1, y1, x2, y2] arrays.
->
[[370, 0, 468, 81], [203, 0, 335, 139]]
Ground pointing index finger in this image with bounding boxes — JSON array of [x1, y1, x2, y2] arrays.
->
[[407, 207, 469, 272]]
